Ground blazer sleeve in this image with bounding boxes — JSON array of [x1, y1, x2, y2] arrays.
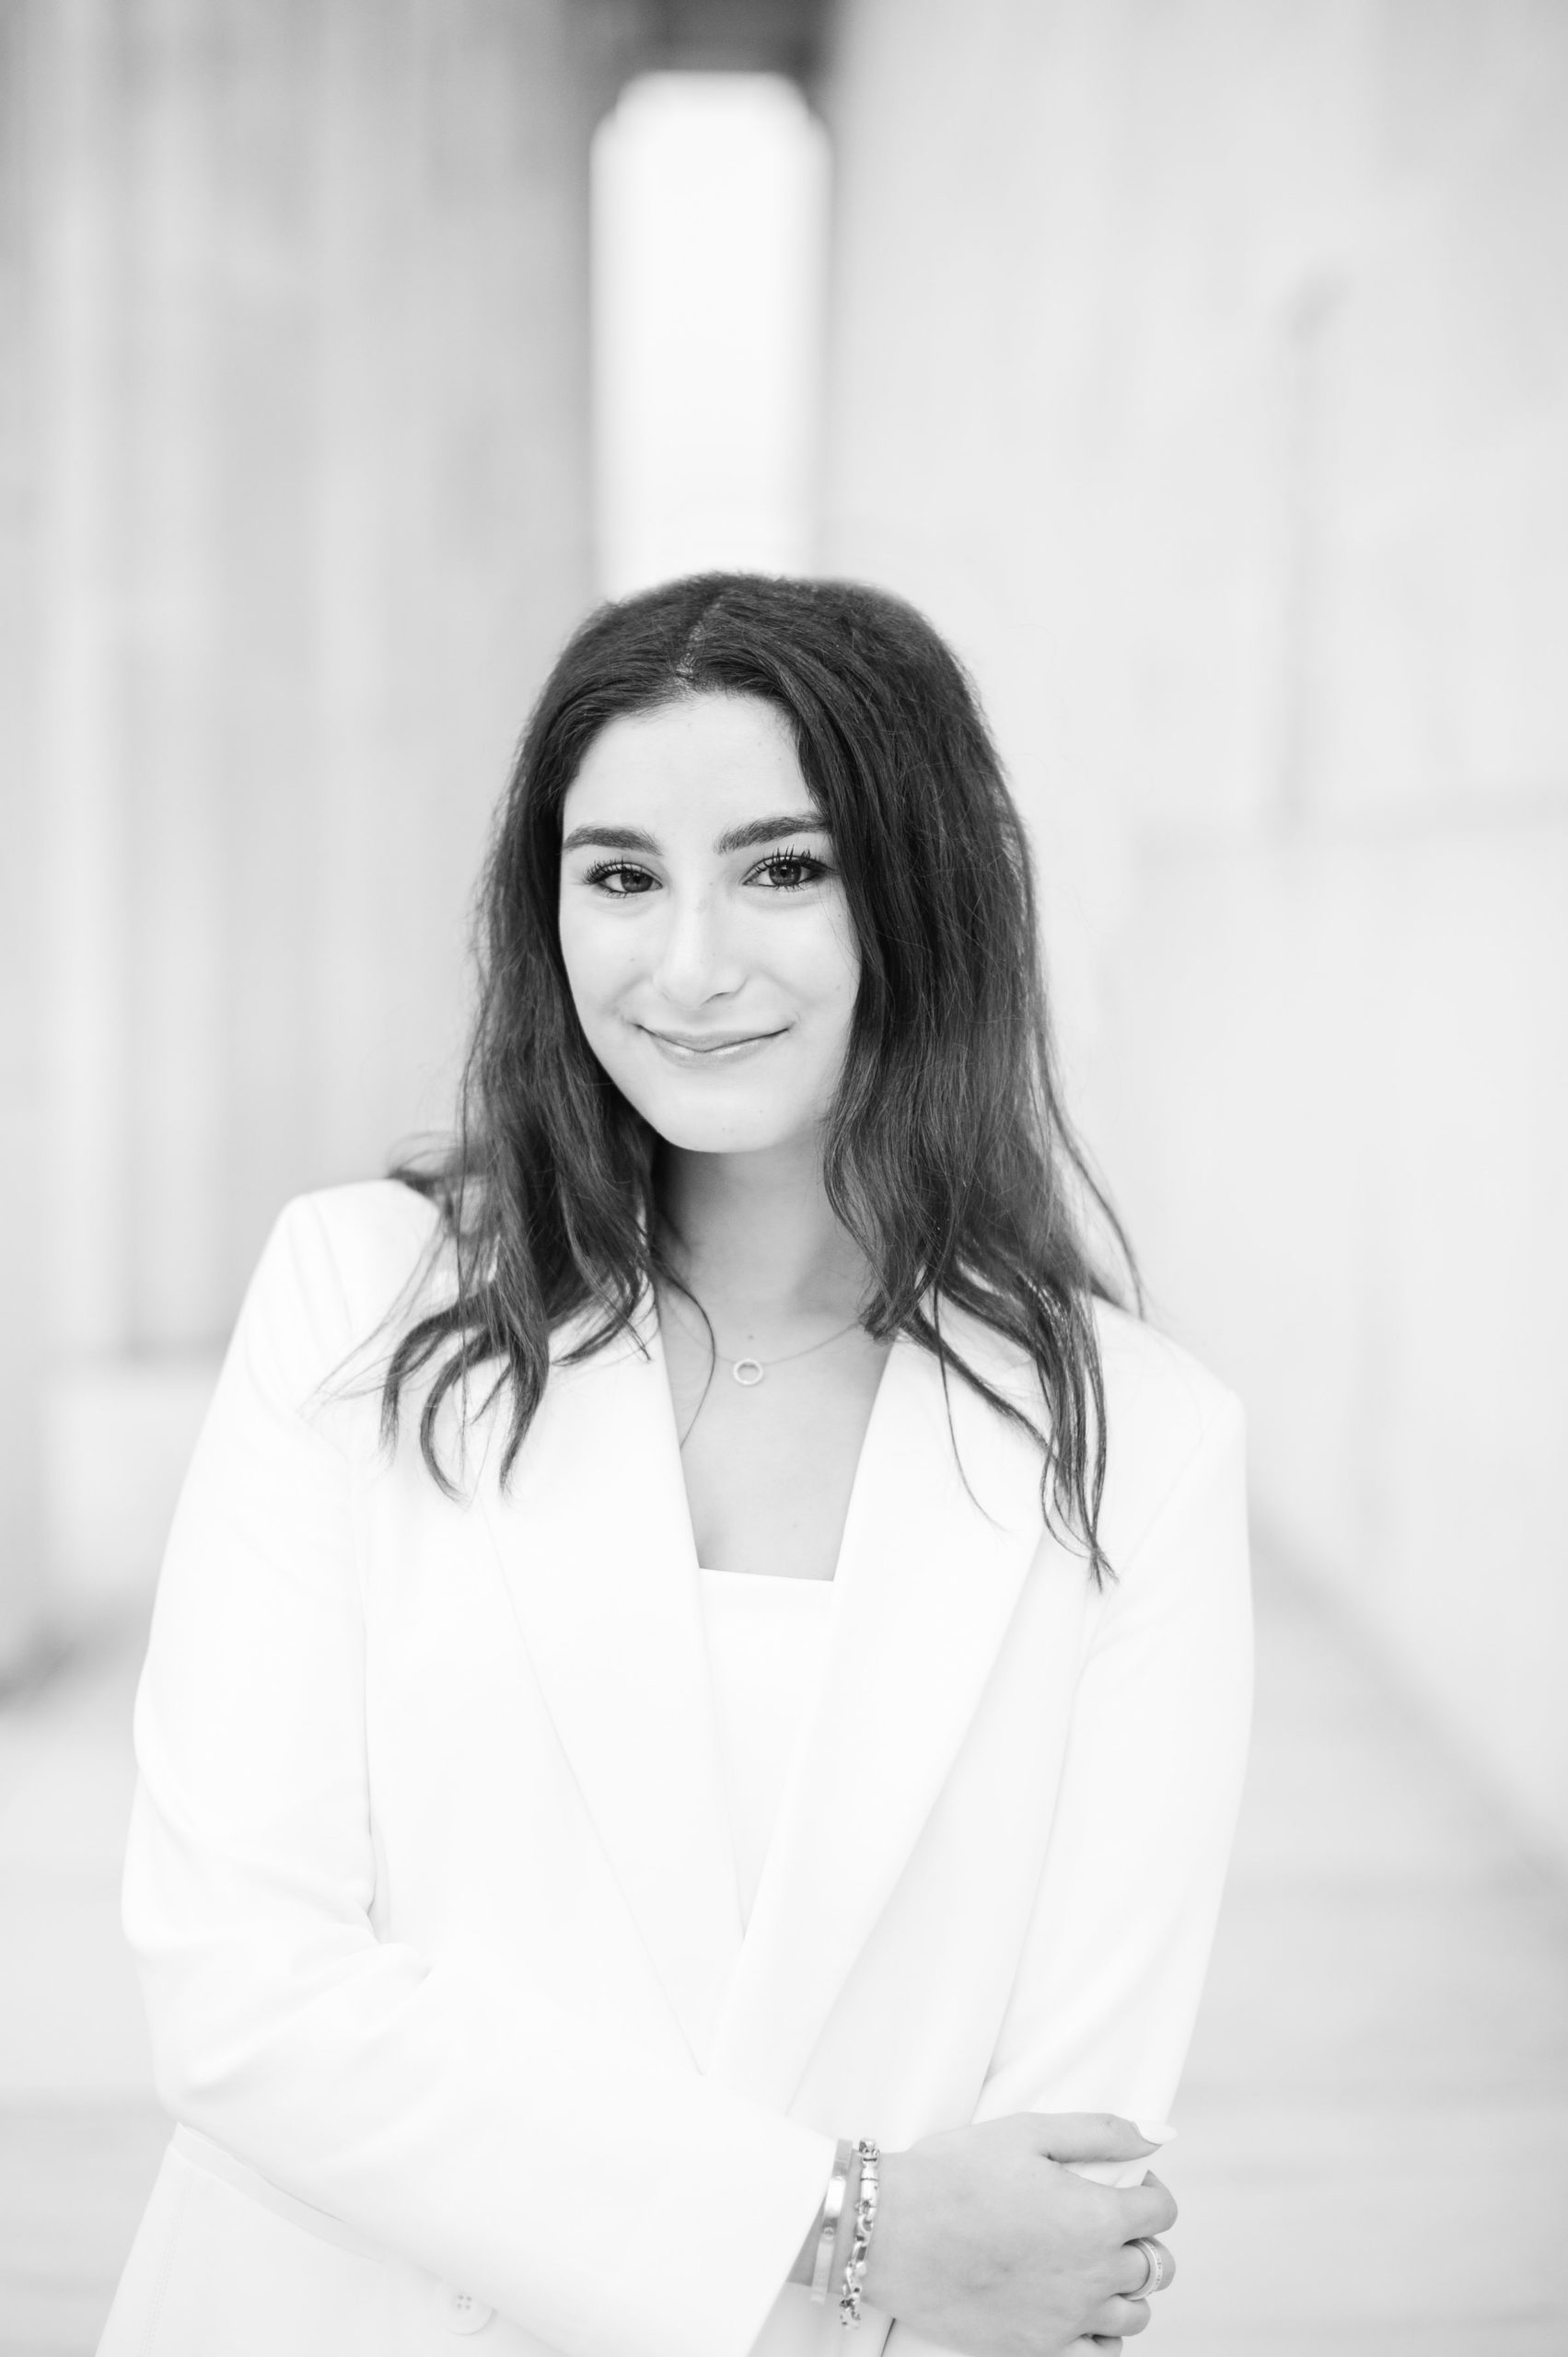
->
[[972, 1386, 1253, 2133], [122, 1196, 834, 2357], [879, 1382, 1252, 2357]]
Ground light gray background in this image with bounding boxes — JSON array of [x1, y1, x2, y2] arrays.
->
[[1, 3, 1564, 2350]]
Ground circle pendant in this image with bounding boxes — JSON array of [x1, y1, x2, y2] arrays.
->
[[731, 1358, 764, 1387]]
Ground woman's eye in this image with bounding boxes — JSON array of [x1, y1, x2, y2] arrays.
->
[[757, 852, 830, 891], [582, 861, 656, 897]]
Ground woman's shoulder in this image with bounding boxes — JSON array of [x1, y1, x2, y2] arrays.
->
[[242, 1179, 451, 1374], [273, 1177, 446, 1293], [1092, 1298, 1242, 1450], [1089, 1299, 1246, 1571]]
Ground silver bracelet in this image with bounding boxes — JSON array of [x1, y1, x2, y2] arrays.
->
[[809, 2140, 854, 2304], [838, 2139, 881, 2329]]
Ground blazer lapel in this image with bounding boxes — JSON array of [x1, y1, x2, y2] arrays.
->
[[703, 1305, 1056, 2111], [475, 1295, 743, 2071], [477, 1284, 1056, 2107]]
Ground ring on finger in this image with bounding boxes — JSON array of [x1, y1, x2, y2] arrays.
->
[[1127, 2238, 1167, 2297]]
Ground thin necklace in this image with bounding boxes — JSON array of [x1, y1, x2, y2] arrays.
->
[[662, 1287, 865, 1387], [720, 1317, 864, 1387]]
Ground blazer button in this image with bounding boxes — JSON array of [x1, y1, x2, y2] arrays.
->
[[435, 2283, 494, 2334]]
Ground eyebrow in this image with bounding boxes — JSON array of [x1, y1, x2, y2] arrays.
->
[[560, 811, 830, 857]]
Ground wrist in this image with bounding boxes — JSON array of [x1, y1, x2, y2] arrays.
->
[[856, 2145, 906, 2314], [834, 2139, 882, 2328], [792, 2136, 854, 2293], [791, 2138, 890, 2318], [830, 2145, 864, 2301]]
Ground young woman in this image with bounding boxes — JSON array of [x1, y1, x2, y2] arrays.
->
[[99, 575, 1252, 2357]]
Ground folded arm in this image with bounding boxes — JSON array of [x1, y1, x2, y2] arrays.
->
[[123, 1200, 833, 2357], [877, 1386, 1254, 2357]]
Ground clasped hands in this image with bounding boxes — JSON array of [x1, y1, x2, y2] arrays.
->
[[856, 2112, 1177, 2357]]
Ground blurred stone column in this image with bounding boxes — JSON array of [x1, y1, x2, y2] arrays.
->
[[6, 0, 601, 1649], [0, 1, 46, 1674]]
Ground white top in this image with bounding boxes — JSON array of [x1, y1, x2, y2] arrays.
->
[[697, 1568, 839, 1929]]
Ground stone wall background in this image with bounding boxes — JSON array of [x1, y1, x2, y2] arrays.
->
[[1, 0, 602, 1649], [819, 0, 1568, 1869]]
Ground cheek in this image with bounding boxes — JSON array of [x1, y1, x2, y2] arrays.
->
[[557, 908, 622, 1012], [798, 912, 860, 1012]]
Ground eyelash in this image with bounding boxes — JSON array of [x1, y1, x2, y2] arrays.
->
[[580, 847, 831, 899]]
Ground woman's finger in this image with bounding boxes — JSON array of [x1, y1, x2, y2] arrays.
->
[[1028, 2112, 1161, 2166], [1088, 2294, 1153, 2339], [1118, 2235, 1177, 2297], [1121, 2174, 1178, 2240]]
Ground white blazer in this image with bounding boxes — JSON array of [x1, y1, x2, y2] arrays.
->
[[99, 1180, 1251, 2357]]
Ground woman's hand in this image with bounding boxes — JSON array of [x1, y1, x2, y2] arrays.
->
[[858, 2112, 1177, 2357]]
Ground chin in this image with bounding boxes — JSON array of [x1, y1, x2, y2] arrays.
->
[[641, 1108, 796, 1155], [609, 1081, 803, 1157]]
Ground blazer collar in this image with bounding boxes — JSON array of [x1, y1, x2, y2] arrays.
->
[[477, 1286, 1054, 2101]]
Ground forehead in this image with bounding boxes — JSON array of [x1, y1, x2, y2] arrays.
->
[[563, 692, 810, 815]]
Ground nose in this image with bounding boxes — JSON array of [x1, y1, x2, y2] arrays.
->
[[647, 881, 747, 1011]]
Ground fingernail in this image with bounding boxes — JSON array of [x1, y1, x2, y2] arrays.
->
[[1133, 2119, 1176, 2145]]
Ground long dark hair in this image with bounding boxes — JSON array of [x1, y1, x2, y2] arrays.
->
[[382, 573, 1139, 1584]]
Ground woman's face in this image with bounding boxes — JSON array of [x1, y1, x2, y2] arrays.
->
[[557, 692, 859, 1158]]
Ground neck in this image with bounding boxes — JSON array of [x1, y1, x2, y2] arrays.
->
[[653, 1139, 874, 1328]]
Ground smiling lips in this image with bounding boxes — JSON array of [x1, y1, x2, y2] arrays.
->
[[643, 1027, 782, 1057]]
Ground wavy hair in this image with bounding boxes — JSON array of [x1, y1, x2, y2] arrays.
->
[[382, 573, 1139, 1584]]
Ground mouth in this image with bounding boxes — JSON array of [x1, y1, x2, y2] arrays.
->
[[640, 1027, 784, 1062]]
